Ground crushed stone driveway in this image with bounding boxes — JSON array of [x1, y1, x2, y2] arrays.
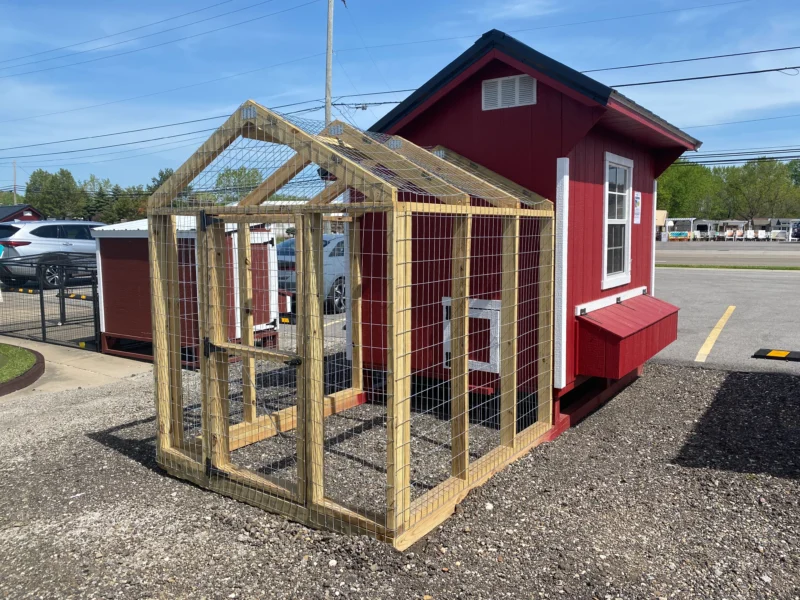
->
[[0, 364, 798, 599]]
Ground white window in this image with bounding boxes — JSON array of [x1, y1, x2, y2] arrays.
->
[[482, 74, 536, 111], [602, 152, 633, 290]]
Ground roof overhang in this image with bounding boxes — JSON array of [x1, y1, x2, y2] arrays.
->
[[371, 29, 701, 152]]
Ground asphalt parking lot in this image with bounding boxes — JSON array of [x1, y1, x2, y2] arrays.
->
[[654, 268, 800, 375], [656, 241, 800, 267]]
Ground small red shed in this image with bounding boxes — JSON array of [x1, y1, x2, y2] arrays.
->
[[371, 30, 700, 432], [92, 217, 281, 363], [0, 204, 44, 222]]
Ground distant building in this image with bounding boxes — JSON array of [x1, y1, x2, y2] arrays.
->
[[0, 204, 43, 222]]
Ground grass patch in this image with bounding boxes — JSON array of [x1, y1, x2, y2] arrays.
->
[[656, 264, 800, 271], [0, 344, 36, 384]]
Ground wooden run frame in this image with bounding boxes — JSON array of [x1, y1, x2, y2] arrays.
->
[[147, 99, 556, 549]]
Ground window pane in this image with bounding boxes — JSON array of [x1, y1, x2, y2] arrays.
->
[[607, 194, 616, 219], [611, 248, 624, 274], [617, 193, 627, 220], [616, 166, 628, 190], [607, 166, 618, 193]]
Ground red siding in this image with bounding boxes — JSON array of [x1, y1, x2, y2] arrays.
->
[[378, 56, 678, 391], [0, 208, 43, 222], [394, 59, 599, 200], [566, 126, 657, 384]]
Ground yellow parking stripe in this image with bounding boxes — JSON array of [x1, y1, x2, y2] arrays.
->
[[695, 305, 736, 363]]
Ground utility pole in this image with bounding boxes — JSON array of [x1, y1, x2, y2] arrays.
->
[[325, 0, 334, 125], [12, 160, 16, 204]]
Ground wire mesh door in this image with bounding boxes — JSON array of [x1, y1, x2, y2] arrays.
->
[[198, 215, 306, 506]]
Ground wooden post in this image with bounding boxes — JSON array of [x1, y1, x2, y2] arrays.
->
[[195, 215, 210, 467], [348, 217, 363, 390], [236, 225, 257, 423], [303, 212, 325, 504], [149, 214, 175, 456], [450, 214, 471, 479], [294, 214, 307, 504], [499, 215, 520, 447], [536, 218, 554, 426], [166, 219, 184, 449], [387, 206, 411, 532], [207, 220, 231, 468]]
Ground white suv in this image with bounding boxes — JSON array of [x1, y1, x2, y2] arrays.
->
[[0, 220, 104, 288]]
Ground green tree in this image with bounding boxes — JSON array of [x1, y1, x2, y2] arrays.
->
[[146, 168, 175, 195], [657, 161, 721, 218], [721, 160, 798, 221], [80, 174, 112, 221], [215, 166, 262, 204], [788, 159, 800, 187], [0, 191, 24, 205], [25, 168, 85, 219]]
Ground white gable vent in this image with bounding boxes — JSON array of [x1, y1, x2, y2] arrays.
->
[[482, 74, 536, 111]]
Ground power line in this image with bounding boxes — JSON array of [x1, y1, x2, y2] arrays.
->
[[0, 0, 282, 72], [0, 129, 217, 160], [612, 64, 800, 87], [334, 0, 754, 54], [682, 112, 800, 129], [582, 44, 800, 74], [0, 0, 323, 80], [0, 0, 235, 65], [0, 117, 230, 151], [679, 155, 800, 165]]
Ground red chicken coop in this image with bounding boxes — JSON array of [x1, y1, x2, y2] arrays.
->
[[371, 29, 700, 435]]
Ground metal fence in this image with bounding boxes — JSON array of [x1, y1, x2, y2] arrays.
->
[[0, 254, 100, 350]]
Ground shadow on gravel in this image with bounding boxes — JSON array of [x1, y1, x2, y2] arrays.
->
[[674, 371, 800, 479], [87, 416, 160, 473]]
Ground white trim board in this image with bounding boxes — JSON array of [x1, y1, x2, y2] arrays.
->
[[575, 286, 647, 317], [554, 157, 569, 389], [651, 179, 657, 297]]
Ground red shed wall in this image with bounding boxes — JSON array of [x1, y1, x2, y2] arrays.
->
[[99, 237, 199, 348], [566, 126, 656, 387]]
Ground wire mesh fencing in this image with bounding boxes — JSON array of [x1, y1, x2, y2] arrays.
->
[[0, 254, 100, 349], [148, 100, 554, 548]]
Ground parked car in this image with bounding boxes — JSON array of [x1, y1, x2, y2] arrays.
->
[[0, 220, 104, 288], [276, 234, 347, 313]]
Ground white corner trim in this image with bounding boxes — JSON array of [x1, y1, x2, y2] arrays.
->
[[575, 286, 647, 317], [651, 179, 658, 297], [554, 157, 569, 389]]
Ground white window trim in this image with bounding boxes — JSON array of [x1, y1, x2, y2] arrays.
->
[[602, 151, 633, 290], [442, 297, 501, 374]]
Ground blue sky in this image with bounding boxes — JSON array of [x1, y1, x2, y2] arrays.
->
[[1, 0, 799, 189]]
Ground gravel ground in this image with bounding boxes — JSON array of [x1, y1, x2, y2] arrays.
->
[[1, 363, 798, 599]]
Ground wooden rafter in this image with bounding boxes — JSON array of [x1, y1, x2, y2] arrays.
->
[[245, 103, 395, 205], [148, 109, 245, 209], [324, 121, 469, 205], [239, 152, 311, 207], [432, 145, 551, 207], [389, 136, 519, 209]]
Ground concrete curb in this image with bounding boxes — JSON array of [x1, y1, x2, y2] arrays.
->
[[0, 348, 45, 397]]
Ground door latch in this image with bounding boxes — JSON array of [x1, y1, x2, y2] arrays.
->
[[284, 357, 302, 367]]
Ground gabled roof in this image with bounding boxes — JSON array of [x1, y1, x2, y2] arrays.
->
[[371, 29, 701, 151], [148, 100, 551, 212], [0, 204, 40, 221]]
